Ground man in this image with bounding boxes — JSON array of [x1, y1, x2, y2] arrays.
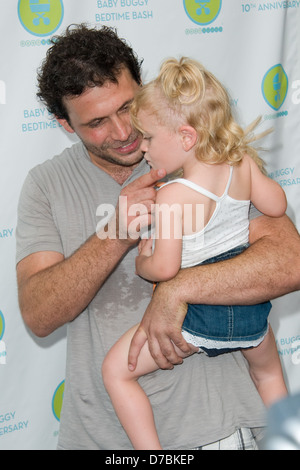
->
[[16, 24, 300, 450]]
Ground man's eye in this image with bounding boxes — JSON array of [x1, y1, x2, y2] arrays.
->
[[89, 119, 104, 128], [120, 105, 130, 113]]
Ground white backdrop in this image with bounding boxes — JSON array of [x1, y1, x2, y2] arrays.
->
[[0, 0, 300, 450]]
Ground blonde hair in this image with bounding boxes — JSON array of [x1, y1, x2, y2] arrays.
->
[[131, 57, 269, 172]]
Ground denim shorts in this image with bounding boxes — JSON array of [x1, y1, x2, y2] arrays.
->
[[181, 245, 271, 357]]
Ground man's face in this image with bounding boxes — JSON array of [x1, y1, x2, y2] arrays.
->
[[59, 68, 143, 170]]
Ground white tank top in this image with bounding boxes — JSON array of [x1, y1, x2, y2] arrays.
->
[[160, 166, 250, 268]]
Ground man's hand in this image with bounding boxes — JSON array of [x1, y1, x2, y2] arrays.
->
[[128, 282, 197, 370], [116, 168, 166, 244]]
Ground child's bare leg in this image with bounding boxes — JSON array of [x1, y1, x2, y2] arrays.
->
[[102, 324, 161, 449], [102, 324, 191, 450], [242, 327, 288, 407]]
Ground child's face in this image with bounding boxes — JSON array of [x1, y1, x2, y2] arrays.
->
[[138, 110, 185, 174]]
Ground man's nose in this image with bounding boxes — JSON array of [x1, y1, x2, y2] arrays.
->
[[110, 115, 132, 141]]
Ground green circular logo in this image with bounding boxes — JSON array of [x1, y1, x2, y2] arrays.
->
[[262, 64, 288, 111], [0, 311, 5, 341], [52, 380, 65, 422], [18, 0, 64, 37], [183, 0, 222, 25]]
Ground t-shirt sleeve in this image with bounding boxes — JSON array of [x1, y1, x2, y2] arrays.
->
[[16, 172, 64, 264]]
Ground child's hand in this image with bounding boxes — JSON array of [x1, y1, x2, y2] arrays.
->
[[138, 237, 153, 257]]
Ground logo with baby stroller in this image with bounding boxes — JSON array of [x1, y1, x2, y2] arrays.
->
[[18, 0, 64, 37], [52, 380, 65, 422], [0, 311, 5, 342], [262, 64, 288, 111], [183, 0, 222, 25], [0, 311, 6, 365]]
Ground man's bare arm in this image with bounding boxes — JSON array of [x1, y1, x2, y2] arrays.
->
[[17, 168, 166, 338], [17, 235, 129, 337], [128, 214, 300, 369]]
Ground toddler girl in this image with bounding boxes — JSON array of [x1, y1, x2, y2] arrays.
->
[[102, 57, 288, 450]]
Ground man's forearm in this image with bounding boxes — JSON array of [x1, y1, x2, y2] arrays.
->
[[18, 233, 130, 337], [165, 214, 300, 306]]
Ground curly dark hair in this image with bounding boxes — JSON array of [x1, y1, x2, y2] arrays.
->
[[36, 24, 143, 122]]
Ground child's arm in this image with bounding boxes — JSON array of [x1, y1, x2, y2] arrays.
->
[[135, 185, 183, 282], [248, 155, 287, 217]]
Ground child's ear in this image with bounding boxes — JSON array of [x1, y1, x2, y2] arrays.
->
[[179, 125, 197, 151]]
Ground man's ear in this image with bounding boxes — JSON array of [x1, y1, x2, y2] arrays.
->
[[56, 118, 75, 134], [179, 125, 197, 152]]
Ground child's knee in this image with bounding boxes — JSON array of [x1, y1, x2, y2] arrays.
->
[[102, 353, 115, 390], [102, 349, 134, 391]]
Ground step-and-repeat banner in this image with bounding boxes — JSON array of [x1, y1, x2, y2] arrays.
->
[[0, 0, 300, 450]]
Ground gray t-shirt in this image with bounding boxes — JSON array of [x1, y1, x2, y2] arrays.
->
[[16, 142, 265, 450]]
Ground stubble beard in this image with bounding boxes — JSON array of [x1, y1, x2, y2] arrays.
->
[[84, 133, 144, 168]]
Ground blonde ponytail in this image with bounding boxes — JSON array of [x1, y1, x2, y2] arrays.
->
[[158, 57, 206, 105]]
